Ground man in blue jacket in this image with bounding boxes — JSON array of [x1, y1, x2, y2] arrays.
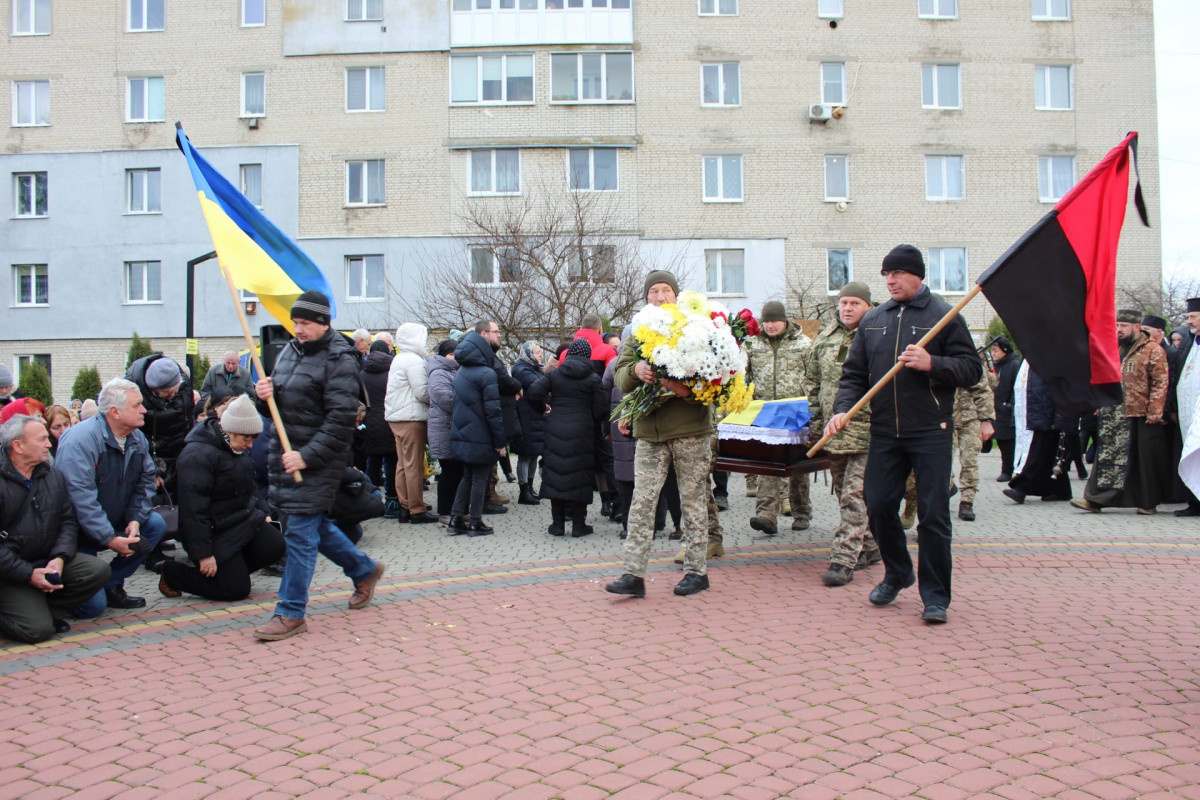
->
[[825, 245, 982, 624]]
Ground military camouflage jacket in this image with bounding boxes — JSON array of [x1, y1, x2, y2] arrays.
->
[[805, 321, 871, 455], [1122, 331, 1169, 423], [744, 321, 812, 402], [953, 359, 996, 426]]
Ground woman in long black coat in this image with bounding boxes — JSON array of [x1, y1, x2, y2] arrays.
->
[[360, 340, 398, 514], [510, 341, 548, 505], [529, 338, 607, 537]]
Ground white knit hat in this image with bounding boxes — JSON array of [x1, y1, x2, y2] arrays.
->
[[218, 395, 263, 435]]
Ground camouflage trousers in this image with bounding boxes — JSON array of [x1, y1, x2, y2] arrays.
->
[[827, 453, 879, 568], [953, 419, 982, 504], [624, 433, 714, 577], [754, 473, 812, 523]]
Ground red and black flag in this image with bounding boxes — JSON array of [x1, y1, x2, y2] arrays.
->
[[977, 131, 1149, 415]]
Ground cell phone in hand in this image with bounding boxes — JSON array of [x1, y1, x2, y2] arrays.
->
[[44, 572, 62, 585]]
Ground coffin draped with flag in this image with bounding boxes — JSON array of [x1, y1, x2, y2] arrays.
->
[[175, 124, 335, 333], [977, 131, 1148, 416]]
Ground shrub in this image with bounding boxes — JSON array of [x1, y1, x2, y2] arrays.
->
[[71, 365, 103, 403]]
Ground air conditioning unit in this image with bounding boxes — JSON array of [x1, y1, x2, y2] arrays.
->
[[808, 103, 834, 122]]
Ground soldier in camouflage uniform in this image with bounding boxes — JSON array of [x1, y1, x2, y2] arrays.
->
[[744, 301, 814, 534], [951, 362, 995, 521], [805, 283, 881, 586], [606, 270, 715, 599]]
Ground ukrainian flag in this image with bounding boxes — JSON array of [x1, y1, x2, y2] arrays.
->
[[176, 124, 335, 332]]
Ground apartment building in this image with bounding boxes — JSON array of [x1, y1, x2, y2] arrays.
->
[[2, 0, 1159, 401]]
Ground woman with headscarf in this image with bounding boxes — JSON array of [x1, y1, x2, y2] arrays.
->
[[510, 340, 549, 505]]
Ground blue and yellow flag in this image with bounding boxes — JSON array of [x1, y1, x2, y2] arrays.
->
[[175, 124, 335, 332]]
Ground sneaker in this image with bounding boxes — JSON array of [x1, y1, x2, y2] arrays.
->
[[674, 573, 710, 596], [349, 561, 386, 609], [749, 516, 778, 536], [821, 564, 854, 587], [605, 574, 646, 597], [253, 615, 307, 641], [383, 499, 402, 519]]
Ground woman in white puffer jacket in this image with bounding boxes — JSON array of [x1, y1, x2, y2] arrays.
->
[[385, 322, 436, 523]]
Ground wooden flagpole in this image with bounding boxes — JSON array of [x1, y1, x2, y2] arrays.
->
[[219, 265, 303, 482], [806, 283, 984, 458]]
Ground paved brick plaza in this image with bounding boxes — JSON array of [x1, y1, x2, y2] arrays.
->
[[2, 454, 1198, 799]]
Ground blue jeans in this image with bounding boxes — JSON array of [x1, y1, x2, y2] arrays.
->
[[276, 512, 376, 620], [72, 511, 168, 618]]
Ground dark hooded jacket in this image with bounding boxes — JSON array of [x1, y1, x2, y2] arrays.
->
[[126, 353, 195, 485], [360, 349, 396, 457], [0, 449, 81, 584], [510, 357, 548, 457], [991, 351, 1022, 440], [529, 354, 607, 504], [1025, 369, 1060, 432], [450, 333, 506, 465]]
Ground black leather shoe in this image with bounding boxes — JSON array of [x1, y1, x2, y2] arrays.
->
[[105, 586, 147, 609], [397, 508, 412, 523], [547, 523, 565, 537], [995, 473, 1012, 482], [869, 578, 914, 606], [1174, 506, 1200, 517], [1002, 488, 1026, 504], [467, 521, 494, 537], [570, 524, 593, 538], [674, 573, 710, 596], [53, 619, 70, 634], [922, 605, 948, 623], [605, 574, 645, 597], [600, 499, 613, 518], [446, 516, 469, 536], [409, 510, 440, 524], [482, 502, 508, 515]]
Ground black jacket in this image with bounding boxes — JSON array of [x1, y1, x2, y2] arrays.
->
[[529, 355, 606, 504], [492, 351, 523, 444], [510, 358, 548, 457], [0, 451, 79, 584], [257, 328, 361, 514], [360, 349, 396, 457], [834, 287, 983, 437], [991, 352, 1022, 440], [450, 333, 506, 465], [126, 354, 195, 477], [175, 418, 270, 563], [1025, 369, 1060, 432]]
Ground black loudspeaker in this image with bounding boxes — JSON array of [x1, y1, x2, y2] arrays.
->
[[259, 325, 290, 376]]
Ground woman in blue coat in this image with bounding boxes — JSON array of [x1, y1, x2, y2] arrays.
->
[[447, 331, 506, 536]]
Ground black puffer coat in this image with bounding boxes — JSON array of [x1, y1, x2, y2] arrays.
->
[[360, 349, 395, 457], [510, 358, 548, 457], [601, 356, 635, 483], [175, 418, 270, 563], [1025, 369, 1059, 432], [991, 352, 1022, 440], [258, 328, 361, 514], [0, 451, 80, 584], [126, 354, 195, 479], [493, 352, 523, 444], [450, 333, 506, 465], [529, 354, 606, 504]]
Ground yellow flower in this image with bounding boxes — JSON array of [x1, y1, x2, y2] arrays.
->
[[676, 291, 709, 317]]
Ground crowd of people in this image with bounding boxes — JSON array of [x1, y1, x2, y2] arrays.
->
[[1, 270, 1197, 643]]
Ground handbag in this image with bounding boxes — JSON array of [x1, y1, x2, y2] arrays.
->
[[152, 488, 180, 537]]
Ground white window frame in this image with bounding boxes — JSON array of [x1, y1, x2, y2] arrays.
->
[[705, 249, 745, 296], [918, 0, 957, 19], [345, 0, 383, 21], [11, 80, 50, 127], [12, 0, 51, 35], [824, 155, 849, 201], [14, 172, 48, 218], [820, 62, 845, 105], [569, 244, 616, 284], [239, 163, 262, 207], [14, 354, 51, 383], [701, 63, 740, 107], [241, 72, 265, 118], [469, 149, 521, 196], [826, 249, 852, 294], [1032, 0, 1069, 20], [567, 148, 618, 192], [1037, 155, 1076, 203], [818, 0, 843, 19], [698, 0, 737, 17], [126, 76, 164, 122], [550, 51, 634, 104], [126, 168, 161, 214], [702, 155, 743, 203], [13, 264, 49, 306], [345, 255, 385, 301], [346, 67, 386, 112], [128, 0, 164, 31], [469, 246, 521, 286], [125, 260, 162, 304], [927, 247, 968, 294], [925, 155, 964, 201], [346, 160, 386, 206], [241, 0, 265, 26], [921, 63, 961, 109], [1034, 65, 1073, 110], [449, 54, 535, 105]]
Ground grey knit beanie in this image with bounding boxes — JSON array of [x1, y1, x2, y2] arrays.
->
[[219, 395, 263, 435]]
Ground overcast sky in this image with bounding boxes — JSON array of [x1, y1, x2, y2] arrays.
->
[[1155, 0, 1199, 284]]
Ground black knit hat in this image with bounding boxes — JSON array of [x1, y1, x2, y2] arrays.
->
[[567, 338, 592, 360], [290, 290, 331, 325], [881, 244, 926, 279], [988, 336, 1013, 355], [369, 339, 391, 354]]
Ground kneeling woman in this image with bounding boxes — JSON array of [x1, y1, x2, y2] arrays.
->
[[160, 395, 285, 601]]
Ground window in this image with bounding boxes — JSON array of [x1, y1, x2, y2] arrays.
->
[[242, 0, 264, 26], [241, 72, 265, 117], [701, 63, 740, 106], [14, 172, 47, 218], [126, 168, 161, 213], [921, 64, 960, 108], [13, 0, 51, 35], [570, 245, 615, 283], [550, 52, 633, 102], [568, 148, 618, 191], [240, 163, 262, 207], [128, 0, 164, 31], [820, 63, 845, 105], [705, 249, 744, 295], [346, 67, 385, 111], [126, 76, 164, 122], [699, 0, 737, 15], [1034, 65, 1072, 110], [470, 149, 520, 195], [1038, 155, 1075, 202], [824, 155, 848, 200], [1032, 0, 1069, 20], [818, 0, 843, 18], [702, 155, 742, 202], [346, 160, 385, 205], [15, 354, 51, 382], [927, 247, 968, 293], [13, 265, 48, 306], [925, 155, 964, 200], [346, 0, 382, 21], [918, 0, 956, 18], [346, 255, 384, 300], [827, 249, 851, 293], [12, 80, 50, 127], [470, 247, 521, 284], [125, 260, 162, 303], [450, 55, 533, 104]]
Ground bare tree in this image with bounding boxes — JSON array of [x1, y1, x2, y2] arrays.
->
[[1118, 260, 1200, 328], [784, 270, 841, 325]]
